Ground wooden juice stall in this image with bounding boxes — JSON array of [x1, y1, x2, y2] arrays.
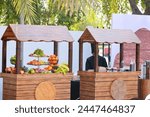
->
[[1, 24, 73, 100], [78, 27, 141, 100], [139, 61, 150, 99]]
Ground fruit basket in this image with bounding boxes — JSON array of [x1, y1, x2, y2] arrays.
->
[[27, 49, 49, 69], [1, 24, 74, 100]]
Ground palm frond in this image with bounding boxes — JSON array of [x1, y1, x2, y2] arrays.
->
[[13, 0, 37, 23]]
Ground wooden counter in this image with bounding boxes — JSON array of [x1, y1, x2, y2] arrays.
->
[[139, 79, 150, 99], [1, 73, 73, 100], [78, 71, 140, 100]]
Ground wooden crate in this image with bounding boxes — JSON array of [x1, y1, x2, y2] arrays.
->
[[2, 73, 72, 100], [78, 71, 139, 100]]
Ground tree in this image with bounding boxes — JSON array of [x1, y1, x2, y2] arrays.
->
[[98, 0, 131, 27], [50, 0, 99, 14], [13, 0, 38, 24], [0, 0, 150, 29], [129, 0, 150, 15], [0, 0, 19, 25], [0, 0, 37, 24], [54, 0, 150, 28]]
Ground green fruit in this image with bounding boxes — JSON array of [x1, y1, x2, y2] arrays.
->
[[55, 64, 69, 74], [30, 69, 35, 74], [28, 68, 35, 74], [33, 49, 44, 57], [10, 55, 16, 65]]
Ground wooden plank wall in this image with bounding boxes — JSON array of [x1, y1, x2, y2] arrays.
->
[[2, 73, 72, 100], [139, 79, 150, 99], [79, 71, 139, 100]]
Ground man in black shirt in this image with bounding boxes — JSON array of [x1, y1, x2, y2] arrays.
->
[[85, 44, 108, 70]]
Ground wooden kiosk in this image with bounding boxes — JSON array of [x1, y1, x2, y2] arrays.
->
[[78, 27, 141, 100], [139, 61, 150, 99], [1, 24, 73, 100]]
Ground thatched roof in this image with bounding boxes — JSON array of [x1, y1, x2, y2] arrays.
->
[[79, 26, 141, 44], [1, 24, 73, 42]]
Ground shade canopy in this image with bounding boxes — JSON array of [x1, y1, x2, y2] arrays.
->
[[1, 24, 74, 42], [79, 26, 141, 44]]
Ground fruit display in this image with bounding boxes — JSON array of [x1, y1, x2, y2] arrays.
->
[[28, 68, 35, 74], [10, 55, 16, 65], [44, 65, 53, 71], [44, 65, 58, 72], [48, 54, 58, 65], [55, 63, 69, 74], [29, 53, 49, 57], [5, 63, 69, 75], [26, 49, 52, 74], [19, 66, 28, 74], [27, 59, 48, 66], [5, 66, 26, 74], [33, 48, 44, 57], [29, 49, 49, 57], [6, 49, 70, 75], [27, 68, 50, 74], [28, 49, 49, 70], [5, 67, 16, 73], [44, 64, 69, 74]]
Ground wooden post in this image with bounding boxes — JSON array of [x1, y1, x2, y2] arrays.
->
[[119, 43, 124, 68], [108, 43, 111, 65], [79, 42, 83, 71], [68, 42, 73, 72], [102, 43, 104, 56], [136, 44, 140, 71], [20, 42, 24, 67], [2, 40, 7, 72], [94, 42, 98, 72], [16, 41, 21, 74], [54, 41, 58, 56]]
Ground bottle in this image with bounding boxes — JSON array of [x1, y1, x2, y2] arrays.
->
[[130, 59, 134, 71], [121, 60, 124, 68], [141, 63, 145, 79], [120, 60, 124, 72], [133, 60, 136, 71], [143, 62, 146, 79]]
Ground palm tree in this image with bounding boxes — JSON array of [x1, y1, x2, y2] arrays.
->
[[0, 0, 38, 24], [49, 0, 99, 14], [1, 0, 149, 26], [10, 0, 99, 24], [12, 0, 38, 24]]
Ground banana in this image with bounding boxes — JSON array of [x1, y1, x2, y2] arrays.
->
[[54, 63, 69, 74], [60, 64, 69, 72]]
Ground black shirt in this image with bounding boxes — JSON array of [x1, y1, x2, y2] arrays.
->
[[85, 55, 108, 70]]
